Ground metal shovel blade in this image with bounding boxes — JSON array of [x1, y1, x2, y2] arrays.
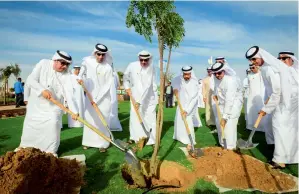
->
[[188, 134, 204, 158], [125, 149, 141, 170], [114, 139, 130, 150], [237, 138, 259, 150]]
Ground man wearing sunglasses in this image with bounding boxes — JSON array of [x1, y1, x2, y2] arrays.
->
[[245, 46, 297, 169], [123, 50, 158, 145], [15, 50, 79, 157], [172, 66, 199, 149], [211, 62, 243, 150], [202, 66, 216, 127], [78, 43, 114, 153], [246, 64, 268, 133]]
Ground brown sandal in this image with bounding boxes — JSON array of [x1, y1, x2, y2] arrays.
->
[[99, 148, 107, 153], [83, 146, 89, 150]]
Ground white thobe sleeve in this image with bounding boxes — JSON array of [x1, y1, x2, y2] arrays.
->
[[261, 69, 281, 114], [63, 75, 79, 114], [26, 59, 47, 96], [95, 67, 113, 105], [123, 64, 131, 90], [77, 61, 87, 80], [222, 78, 238, 120], [23, 83, 30, 102]]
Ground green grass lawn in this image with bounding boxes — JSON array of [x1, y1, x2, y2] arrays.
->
[[0, 101, 297, 193]]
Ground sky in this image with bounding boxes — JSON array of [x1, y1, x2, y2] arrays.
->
[[0, 1, 298, 86]]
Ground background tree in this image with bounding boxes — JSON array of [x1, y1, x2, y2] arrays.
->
[[126, 0, 176, 176], [0, 63, 21, 105]]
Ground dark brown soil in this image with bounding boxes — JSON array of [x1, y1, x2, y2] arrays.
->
[[0, 148, 85, 194], [0, 109, 26, 118], [123, 147, 298, 193]]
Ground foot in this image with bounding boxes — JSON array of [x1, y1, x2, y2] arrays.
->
[[99, 148, 107, 153], [127, 140, 134, 144], [270, 161, 286, 169], [83, 146, 89, 150]]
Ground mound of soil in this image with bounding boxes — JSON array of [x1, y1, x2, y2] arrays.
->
[[123, 147, 298, 193], [0, 148, 85, 194]]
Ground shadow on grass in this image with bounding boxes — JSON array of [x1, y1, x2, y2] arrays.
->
[[58, 135, 83, 155]]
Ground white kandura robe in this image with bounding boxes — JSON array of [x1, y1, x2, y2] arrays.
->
[[243, 77, 249, 122], [197, 82, 205, 108], [260, 66, 276, 145], [109, 72, 122, 131], [172, 77, 198, 145], [213, 75, 243, 150], [123, 61, 157, 145], [262, 65, 298, 164], [67, 74, 84, 128], [202, 76, 215, 126], [79, 56, 113, 149], [246, 72, 266, 132], [19, 59, 78, 154]]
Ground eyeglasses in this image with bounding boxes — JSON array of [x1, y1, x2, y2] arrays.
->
[[59, 61, 70, 67], [96, 53, 106, 56], [139, 58, 149, 62], [278, 57, 290, 61]]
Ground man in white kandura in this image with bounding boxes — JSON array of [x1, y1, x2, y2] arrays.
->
[[68, 66, 84, 128], [211, 62, 243, 150], [246, 64, 266, 132], [123, 50, 158, 145], [16, 50, 79, 157], [172, 66, 199, 148], [245, 46, 298, 168], [78, 43, 114, 152], [202, 67, 215, 127], [243, 69, 250, 126], [109, 63, 123, 131]]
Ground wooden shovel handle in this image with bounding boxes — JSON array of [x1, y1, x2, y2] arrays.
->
[[130, 96, 143, 124], [80, 83, 108, 127], [175, 93, 192, 135], [213, 97, 225, 138], [48, 97, 112, 144], [254, 112, 264, 128]]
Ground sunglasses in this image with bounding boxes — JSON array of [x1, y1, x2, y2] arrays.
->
[[278, 57, 290, 61], [96, 53, 106, 56], [213, 71, 223, 76], [59, 61, 70, 66], [139, 58, 149, 62]]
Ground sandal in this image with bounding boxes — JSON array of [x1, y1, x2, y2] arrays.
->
[[127, 140, 134, 144], [83, 146, 89, 150], [271, 161, 286, 169], [99, 148, 107, 153]]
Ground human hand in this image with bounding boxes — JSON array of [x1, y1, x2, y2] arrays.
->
[[72, 113, 79, 120], [42, 90, 52, 99]]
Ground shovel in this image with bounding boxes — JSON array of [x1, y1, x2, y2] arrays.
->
[[237, 113, 263, 149], [175, 93, 204, 158], [48, 97, 141, 171], [80, 82, 115, 141], [214, 97, 228, 149], [130, 95, 152, 147]]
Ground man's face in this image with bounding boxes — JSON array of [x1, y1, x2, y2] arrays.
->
[[183, 72, 191, 81], [54, 60, 70, 72], [278, 54, 293, 67], [214, 70, 225, 80], [74, 68, 80, 75], [139, 57, 149, 67], [168, 82, 171, 86], [216, 59, 225, 64], [95, 52, 106, 63], [250, 65, 259, 74], [207, 70, 212, 77], [249, 57, 264, 67]]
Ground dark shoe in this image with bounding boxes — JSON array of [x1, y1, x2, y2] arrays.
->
[[271, 161, 286, 169]]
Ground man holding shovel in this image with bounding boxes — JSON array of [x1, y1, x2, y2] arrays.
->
[[123, 50, 158, 145], [16, 50, 79, 157], [172, 66, 199, 150], [210, 62, 243, 150], [77, 43, 114, 152]]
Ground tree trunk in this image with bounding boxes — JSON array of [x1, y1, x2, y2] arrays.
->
[[165, 45, 172, 83], [4, 79, 7, 105], [150, 32, 165, 177]]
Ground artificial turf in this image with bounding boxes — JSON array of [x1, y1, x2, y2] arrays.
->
[[0, 101, 297, 193]]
